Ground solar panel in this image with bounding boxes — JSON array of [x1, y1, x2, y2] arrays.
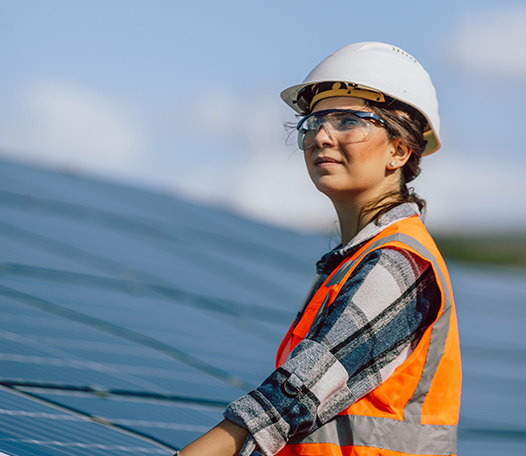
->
[[0, 388, 175, 455], [0, 157, 524, 455], [0, 158, 330, 454]]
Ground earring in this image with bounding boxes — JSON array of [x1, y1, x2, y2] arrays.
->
[[389, 161, 395, 168]]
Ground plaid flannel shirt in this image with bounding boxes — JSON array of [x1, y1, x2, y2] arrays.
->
[[224, 203, 441, 456]]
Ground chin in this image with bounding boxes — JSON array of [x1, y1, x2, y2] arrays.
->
[[314, 184, 348, 200], [312, 177, 351, 196]]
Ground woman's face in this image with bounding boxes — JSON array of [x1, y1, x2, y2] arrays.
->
[[302, 96, 396, 203]]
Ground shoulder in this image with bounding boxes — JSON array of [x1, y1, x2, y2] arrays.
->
[[309, 245, 440, 345], [350, 246, 432, 289], [335, 246, 437, 316]]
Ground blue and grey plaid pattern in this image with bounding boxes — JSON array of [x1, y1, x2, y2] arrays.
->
[[224, 204, 441, 456]]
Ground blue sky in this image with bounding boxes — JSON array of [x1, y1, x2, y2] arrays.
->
[[1, 0, 525, 233]]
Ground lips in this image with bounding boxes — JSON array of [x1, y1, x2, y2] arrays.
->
[[315, 156, 341, 166]]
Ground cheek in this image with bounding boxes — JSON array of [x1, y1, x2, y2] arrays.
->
[[362, 134, 391, 164], [303, 150, 315, 174], [348, 139, 388, 166], [350, 138, 392, 179]]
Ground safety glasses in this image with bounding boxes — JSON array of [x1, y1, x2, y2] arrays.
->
[[296, 109, 385, 151]]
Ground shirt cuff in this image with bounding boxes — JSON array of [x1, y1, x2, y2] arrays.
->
[[224, 390, 289, 456], [239, 434, 258, 456]]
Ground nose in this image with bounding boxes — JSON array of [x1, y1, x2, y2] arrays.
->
[[313, 123, 335, 149]]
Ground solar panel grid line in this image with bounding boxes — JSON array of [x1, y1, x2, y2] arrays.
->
[[0, 165, 175, 225], [14, 390, 226, 441], [22, 392, 225, 454], [1, 436, 169, 456], [4, 335, 165, 358], [1, 391, 217, 434], [0, 329, 191, 394], [458, 424, 526, 441], [0, 188, 315, 272], [0, 294, 274, 394], [0, 301, 284, 370], [1, 380, 231, 408], [0, 385, 177, 454], [28, 391, 225, 424], [0, 167, 230, 236], [0, 401, 131, 456], [0, 160, 326, 272], [0, 354, 119, 370], [1, 362, 230, 450], [0, 171, 56, 204], [0, 343, 252, 402], [153, 241, 301, 303], [0, 355, 178, 394], [109, 420, 210, 433], [0, 221, 303, 311], [0, 187, 315, 288], [4, 275, 279, 345], [54, 172, 323, 259], [0, 214, 301, 315], [0, 263, 295, 325], [4, 407, 97, 453], [0, 237, 118, 279], [0, 255, 292, 350], [0, 342, 232, 388], [0, 223, 299, 320], [0, 294, 241, 451], [0, 300, 257, 396], [0, 408, 83, 421], [0, 219, 133, 278], [3, 442, 167, 455], [0, 283, 256, 392], [25, 331, 279, 362]]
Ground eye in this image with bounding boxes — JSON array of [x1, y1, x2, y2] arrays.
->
[[340, 117, 362, 128], [331, 113, 363, 130], [301, 116, 321, 131]]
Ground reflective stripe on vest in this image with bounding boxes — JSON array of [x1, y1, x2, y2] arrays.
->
[[276, 217, 461, 456]]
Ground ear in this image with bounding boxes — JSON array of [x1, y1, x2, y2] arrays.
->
[[386, 138, 412, 170]]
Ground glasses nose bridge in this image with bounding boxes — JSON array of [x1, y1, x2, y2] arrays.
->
[[315, 119, 334, 142], [299, 114, 336, 150]]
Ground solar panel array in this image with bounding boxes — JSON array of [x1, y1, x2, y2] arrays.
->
[[0, 158, 524, 455]]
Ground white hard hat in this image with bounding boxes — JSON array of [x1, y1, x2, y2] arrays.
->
[[281, 42, 441, 156]]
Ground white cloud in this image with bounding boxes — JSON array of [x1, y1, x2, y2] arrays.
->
[[446, 6, 526, 78], [117, 88, 526, 235], [174, 90, 526, 233], [2, 82, 522, 235], [0, 81, 148, 179], [167, 91, 337, 233], [154, 91, 526, 234], [415, 150, 526, 233]]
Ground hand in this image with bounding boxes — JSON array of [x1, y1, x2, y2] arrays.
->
[[178, 419, 249, 456]]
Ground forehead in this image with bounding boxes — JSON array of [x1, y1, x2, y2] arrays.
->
[[312, 96, 367, 112]]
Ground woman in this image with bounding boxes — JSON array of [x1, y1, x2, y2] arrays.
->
[[178, 42, 461, 456]]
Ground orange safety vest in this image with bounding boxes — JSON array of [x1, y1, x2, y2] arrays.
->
[[275, 215, 462, 456]]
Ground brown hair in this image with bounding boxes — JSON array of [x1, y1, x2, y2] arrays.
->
[[360, 97, 427, 222]]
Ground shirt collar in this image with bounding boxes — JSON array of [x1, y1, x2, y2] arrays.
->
[[316, 203, 421, 272]]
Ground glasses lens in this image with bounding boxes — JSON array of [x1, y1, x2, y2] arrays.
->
[[297, 110, 375, 150]]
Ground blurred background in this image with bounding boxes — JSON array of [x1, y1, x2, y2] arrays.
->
[[1, 0, 526, 235], [0, 1, 525, 455]]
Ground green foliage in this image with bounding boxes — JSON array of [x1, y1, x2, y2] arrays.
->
[[433, 234, 526, 267]]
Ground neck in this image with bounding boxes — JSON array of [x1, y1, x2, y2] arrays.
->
[[326, 169, 403, 246], [332, 190, 397, 246], [333, 200, 371, 246]]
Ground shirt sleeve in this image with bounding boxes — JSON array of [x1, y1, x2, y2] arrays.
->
[[224, 247, 440, 456]]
